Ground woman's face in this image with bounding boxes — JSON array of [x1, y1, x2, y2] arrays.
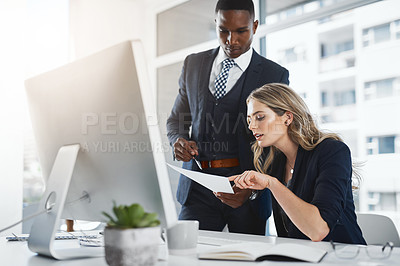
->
[[247, 99, 287, 148]]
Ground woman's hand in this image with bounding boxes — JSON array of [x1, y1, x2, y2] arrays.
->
[[228, 171, 272, 190]]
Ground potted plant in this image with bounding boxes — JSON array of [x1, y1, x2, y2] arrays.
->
[[102, 202, 161, 266]]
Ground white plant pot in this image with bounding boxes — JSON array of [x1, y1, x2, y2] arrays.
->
[[104, 226, 161, 266]]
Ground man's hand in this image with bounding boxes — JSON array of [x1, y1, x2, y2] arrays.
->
[[214, 186, 252, 208], [173, 137, 199, 162]]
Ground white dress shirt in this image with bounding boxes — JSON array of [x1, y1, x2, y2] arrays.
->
[[208, 46, 253, 95]]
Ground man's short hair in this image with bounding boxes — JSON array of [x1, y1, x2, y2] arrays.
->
[[215, 0, 255, 19]]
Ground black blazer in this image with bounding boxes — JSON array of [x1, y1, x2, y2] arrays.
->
[[270, 139, 366, 244], [167, 47, 289, 219]]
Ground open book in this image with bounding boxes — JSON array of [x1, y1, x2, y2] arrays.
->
[[198, 242, 327, 263]]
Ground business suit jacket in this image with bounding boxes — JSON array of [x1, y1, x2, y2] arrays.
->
[[270, 139, 366, 244], [167, 47, 289, 220]]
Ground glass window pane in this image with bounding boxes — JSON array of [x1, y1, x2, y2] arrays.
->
[[157, 0, 216, 56], [260, 0, 344, 25], [396, 20, 400, 39], [334, 90, 355, 106], [364, 78, 395, 100], [321, 91, 328, 107], [373, 23, 390, 44], [380, 192, 397, 211], [379, 136, 395, 154], [284, 47, 297, 63], [260, 36, 266, 57], [157, 62, 183, 121], [362, 29, 370, 47], [156, 61, 184, 213], [378, 136, 395, 154], [376, 78, 394, 98]]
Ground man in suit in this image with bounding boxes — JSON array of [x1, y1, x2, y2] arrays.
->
[[167, 0, 289, 235]]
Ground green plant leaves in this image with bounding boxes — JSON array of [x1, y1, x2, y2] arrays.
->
[[102, 201, 160, 229]]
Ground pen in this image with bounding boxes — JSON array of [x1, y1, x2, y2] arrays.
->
[[193, 158, 203, 170]]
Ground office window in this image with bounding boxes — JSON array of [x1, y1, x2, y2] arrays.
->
[[395, 20, 400, 39], [318, 23, 355, 73], [279, 46, 306, 64], [368, 192, 397, 211], [157, 0, 216, 56], [333, 89, 356, 106], [321, 91, 328, 107], [364, 78, 396, 100], [320, 87, 355, 108], [321, 40, 353, 58], [379, 136, 396, 154], [320, 89, 356, 108], [362, 20, 400, 47], [374, 23, 391, 44], [366, 137, 375, 155], [260, 0, 342, 26], [363, 23, 390, 46], [259, 36, 266, 57], [283, 6, 301, 19], [362, 28, 371, 47], [284, 47, 297, 63], [157, 61, 185, 213], [367, 136, 396, 155]]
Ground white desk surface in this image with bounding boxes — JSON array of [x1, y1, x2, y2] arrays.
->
[[1, 230, 399, 266]]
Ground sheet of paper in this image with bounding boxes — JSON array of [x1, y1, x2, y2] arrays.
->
[[167, 164, 234, 193]]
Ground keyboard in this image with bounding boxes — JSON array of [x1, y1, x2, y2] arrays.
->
[[6, 232, 100, 241], [197, 235, 244, 246]]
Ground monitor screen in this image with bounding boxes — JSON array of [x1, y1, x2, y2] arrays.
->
[[24, 41, 177, 234]]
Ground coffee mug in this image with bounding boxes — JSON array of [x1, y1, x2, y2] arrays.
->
[[166, 220, 199, 255]]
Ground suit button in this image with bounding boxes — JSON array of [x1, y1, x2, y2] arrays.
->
[[215, 102, 218, 106]]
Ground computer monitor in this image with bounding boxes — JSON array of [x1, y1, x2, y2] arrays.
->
[[24, 40, 177, 259]]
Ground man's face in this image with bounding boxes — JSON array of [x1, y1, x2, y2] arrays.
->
[[215, 10, 258, 59]]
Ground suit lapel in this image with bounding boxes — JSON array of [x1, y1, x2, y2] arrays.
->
[[198, 48, 218, 138], [239, 50, 262, 115]]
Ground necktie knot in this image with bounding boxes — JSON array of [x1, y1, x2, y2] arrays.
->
[[222, 58, 235, 70], [214, 58, 235, 100]]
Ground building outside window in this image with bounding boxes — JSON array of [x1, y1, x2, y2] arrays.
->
[[333, 89, 356, 106], [364, 78, 398, 100], [368, 192, 398, 212], [395, 20, 400, 39], [321, 40, 353, 58], [367, 135, 396, 155], [363, 19, 400, 47]]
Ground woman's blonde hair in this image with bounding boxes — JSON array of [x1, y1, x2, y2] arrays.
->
[[247, 83, 360, 184]]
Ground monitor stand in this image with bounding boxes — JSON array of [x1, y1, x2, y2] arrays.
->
[[27, 144, 104, 259]]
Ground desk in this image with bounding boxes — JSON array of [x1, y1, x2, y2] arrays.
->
[[1, 230, 399, 265]]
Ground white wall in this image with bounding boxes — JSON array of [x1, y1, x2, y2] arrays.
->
[[69, 0, 147, 59], [0, 0, 25, 236]]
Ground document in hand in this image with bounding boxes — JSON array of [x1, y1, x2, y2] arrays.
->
[[198, 242, 327, 263], [167, 164, 234, 193]]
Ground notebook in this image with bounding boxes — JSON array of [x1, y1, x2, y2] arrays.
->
[[198, 242, 327, 263]]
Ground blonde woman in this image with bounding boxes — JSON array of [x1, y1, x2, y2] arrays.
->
[[229, 83, 365, 244]]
